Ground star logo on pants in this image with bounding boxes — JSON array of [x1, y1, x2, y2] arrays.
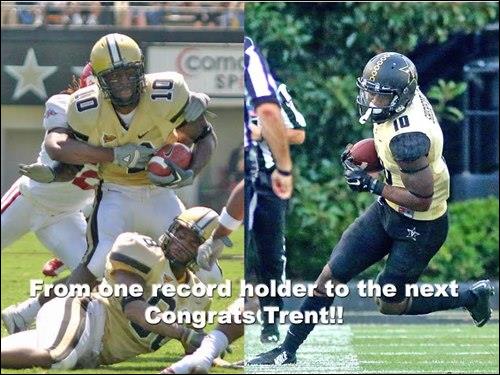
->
[[406, 227, 420, 241]]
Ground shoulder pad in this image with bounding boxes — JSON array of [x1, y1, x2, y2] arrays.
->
[[145, 72, 190, 125], [389, 131, 431, 162], [107, 232, 165, 279], [66, 86, 101, 138]]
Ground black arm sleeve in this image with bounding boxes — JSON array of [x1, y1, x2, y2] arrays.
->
[[389, 132, 431, 162]]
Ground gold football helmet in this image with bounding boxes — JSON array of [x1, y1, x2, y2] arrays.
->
[[160, 207, 221, 269], [90, 33, 145, 107]]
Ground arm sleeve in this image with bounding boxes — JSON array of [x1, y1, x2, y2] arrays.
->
[[389, 132, 431, 162]]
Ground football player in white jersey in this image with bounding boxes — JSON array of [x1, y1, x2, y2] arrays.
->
[[249, 52, 495, 366], [1, 207, 230, 370], [1, 64, 98, 269], [1, 33, 216, 334]]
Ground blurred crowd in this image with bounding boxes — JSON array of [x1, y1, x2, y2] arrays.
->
[[1, 1, 244, 29]]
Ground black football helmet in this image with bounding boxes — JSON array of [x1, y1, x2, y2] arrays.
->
[[356, 52, 418, 124]]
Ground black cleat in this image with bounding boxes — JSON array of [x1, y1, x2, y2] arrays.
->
[[466, 280, 495, 327], [247, 346, 297, 365], [260, 323, 280, 343]]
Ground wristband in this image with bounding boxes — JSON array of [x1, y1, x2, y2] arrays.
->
[[370, 179, 385, 196], [219, 207, 242, 231], [276, 167, 292, 176]]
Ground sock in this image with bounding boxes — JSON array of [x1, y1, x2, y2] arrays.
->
[[282, 295, 334, 353], [405, 288, 477, 315], [18, 297, 41, 324], [169, 330, 229, 373]]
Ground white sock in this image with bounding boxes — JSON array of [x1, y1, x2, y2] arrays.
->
[[17, 297, 41, 323]]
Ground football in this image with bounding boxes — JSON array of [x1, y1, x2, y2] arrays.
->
[[349, 138, 383, 172], [147, 142, 192, 177]]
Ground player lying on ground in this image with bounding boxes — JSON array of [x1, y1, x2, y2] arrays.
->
[[248, 52, 495, 366], [1, 206, 230, 370]]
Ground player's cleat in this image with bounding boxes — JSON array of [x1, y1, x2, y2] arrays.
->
[[260, 323, 280, 343], [247, 346, 297, 365], [1, 305, 30, 334], [466, 279, 495, 327], [42, 258, 66, 277]]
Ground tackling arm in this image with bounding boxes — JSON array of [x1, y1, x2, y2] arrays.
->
[[44, 128, 114, 165]]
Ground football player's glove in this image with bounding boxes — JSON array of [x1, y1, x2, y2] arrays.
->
[[148, 159, 194, 189], [18, 163, 55, 183], [184, 92, 210, 122], [340, 143, 353, 164], [343, 158, 384, 195], [113, 143, 154, 169], [196, 236, 225, 271]]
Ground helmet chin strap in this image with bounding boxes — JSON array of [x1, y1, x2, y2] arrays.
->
[[359, 107, 373, 124]]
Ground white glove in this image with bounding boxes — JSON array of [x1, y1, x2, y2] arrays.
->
[[19, 163, 55, 183], [113, 144, 154, 169], [196, 236, 225, 271], [184, 92, 210, 122]]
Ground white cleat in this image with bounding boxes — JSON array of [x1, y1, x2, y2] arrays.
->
[[1, 305, 31, 334]]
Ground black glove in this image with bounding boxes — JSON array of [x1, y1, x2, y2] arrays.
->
[[340, 143, 353, 164], [343, 158, 384, 195]]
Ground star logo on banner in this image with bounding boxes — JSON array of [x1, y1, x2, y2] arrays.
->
[[4, 48, 58, 100]]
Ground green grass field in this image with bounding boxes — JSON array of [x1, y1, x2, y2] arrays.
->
[[245, 322, 499, 374], [1, 229, 244, 374]]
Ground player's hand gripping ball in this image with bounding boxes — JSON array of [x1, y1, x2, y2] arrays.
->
[[346, 138, 383, 172], [148, 142, 192, 177], [147, 143, 194, 188]]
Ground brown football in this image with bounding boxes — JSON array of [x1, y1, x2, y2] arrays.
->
[[349, 138, 383, 172], [147, 142, 192, 177]]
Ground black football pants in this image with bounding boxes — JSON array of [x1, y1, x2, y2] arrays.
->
[[245, 169, 288, 323], [328, 197, 448, 302]]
